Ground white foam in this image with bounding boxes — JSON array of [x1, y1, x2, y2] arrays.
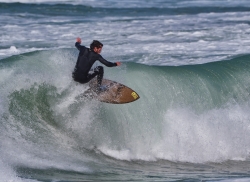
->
[[9, 46, 19, 53], [158, 104, 250, 163], [93, 101, 250, 163], [0, 159, 37, 182]]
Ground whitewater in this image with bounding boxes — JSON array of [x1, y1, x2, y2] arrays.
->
[[1, 0, 250, 181]]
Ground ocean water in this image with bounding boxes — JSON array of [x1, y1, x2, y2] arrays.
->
[[1, 0, 250, 181]]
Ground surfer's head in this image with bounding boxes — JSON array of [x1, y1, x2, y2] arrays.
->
[[90, 40, 103, 54]]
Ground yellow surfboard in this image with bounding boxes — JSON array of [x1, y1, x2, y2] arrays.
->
[[85, 78, 140, 104]]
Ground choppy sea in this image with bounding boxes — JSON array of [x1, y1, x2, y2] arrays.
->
[[1, 0, 250, 181]]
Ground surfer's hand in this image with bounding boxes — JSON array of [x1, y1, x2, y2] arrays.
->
[[116, 62, 121, 66], [76, 37, 81, 43]]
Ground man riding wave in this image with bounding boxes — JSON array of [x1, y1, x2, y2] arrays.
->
[[72, 37, 121, 91]]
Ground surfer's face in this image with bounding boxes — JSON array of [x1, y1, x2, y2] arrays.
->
[[94, 46, 102, 54]]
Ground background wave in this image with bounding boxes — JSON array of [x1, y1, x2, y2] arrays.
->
[[1, 2, 250, 65], [2, 2, 250, 16]]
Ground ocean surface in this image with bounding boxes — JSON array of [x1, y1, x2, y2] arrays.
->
[[1, 0, 250, 181]]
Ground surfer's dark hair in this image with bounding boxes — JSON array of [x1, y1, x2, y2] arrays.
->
[[90, 40, 103, 50]]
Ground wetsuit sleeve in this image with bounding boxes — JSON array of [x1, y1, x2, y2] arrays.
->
[[98, 55, 117, 67], [75, 42, 86, 51]]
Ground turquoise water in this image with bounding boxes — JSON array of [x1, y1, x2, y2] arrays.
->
[[1, 1, 250, 181]]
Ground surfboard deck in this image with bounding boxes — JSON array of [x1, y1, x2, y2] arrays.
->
[[83, 78, 140, 104]]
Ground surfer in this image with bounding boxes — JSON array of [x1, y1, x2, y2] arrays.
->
[[72, 37, 121, 91]]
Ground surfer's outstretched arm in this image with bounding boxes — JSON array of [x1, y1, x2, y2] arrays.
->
[[98, 55, 120, 67]]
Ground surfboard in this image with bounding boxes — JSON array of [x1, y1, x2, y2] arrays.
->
[[83, 78, 140, 104]]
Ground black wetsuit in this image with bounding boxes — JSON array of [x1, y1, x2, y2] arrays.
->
[[72, 42, 117, 86]]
